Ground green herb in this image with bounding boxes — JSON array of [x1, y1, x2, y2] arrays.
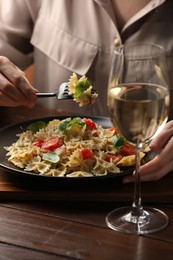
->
[[27, 121, 46, 133], [74, 79, 91, 98], [58, 118, 71, 132], [69, 117, 85, 127], [112, 134, 124, 149], [42, 152, 60, 163], [59, 117, 85, 132]]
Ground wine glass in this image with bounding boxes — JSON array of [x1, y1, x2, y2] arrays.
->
[[106, 43, 170, 234]]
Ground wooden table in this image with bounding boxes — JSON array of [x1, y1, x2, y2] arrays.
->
[[1, 107, 173, 260]]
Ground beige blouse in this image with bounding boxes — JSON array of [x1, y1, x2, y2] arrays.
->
[[0, 0, 173, 118]]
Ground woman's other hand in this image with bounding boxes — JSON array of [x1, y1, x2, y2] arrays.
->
[[0, 56, 37, 108], [123, 121, 173, 183]]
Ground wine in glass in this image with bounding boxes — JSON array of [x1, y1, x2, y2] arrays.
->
[[106, 43, 169, 234]]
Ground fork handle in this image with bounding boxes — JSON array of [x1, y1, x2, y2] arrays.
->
[[36, 93, 56, 98]]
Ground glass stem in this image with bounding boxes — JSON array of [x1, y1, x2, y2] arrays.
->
[[131, 141, 144, 219]]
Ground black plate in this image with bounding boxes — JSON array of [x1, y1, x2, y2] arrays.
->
[[0, 115, 141, 183]]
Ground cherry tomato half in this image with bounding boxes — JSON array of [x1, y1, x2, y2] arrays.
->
[[81, 148, 93, 160], [82, 118, 97, 130], [121, 143, 135, 156], [41, 137, 62, 151], [33, 139, 44, 147]]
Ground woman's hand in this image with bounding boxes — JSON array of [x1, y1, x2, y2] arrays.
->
[[123, 121, 173, 183], [0, 56, 38, 108]]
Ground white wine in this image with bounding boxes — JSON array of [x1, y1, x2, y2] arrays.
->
[[108, 83, 169, 143]]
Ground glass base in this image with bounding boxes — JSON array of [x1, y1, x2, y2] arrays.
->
[[106, 206, 169, 235]]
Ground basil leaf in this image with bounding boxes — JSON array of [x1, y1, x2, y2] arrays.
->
[[58, 118, 71, 132], [74, 79, 91, 98], [27, 121, 46, 133], [69, 117, 85, 127], [42, 152, 60, 163], [59, 117, 85, 132], [112, 134, 124, 149]]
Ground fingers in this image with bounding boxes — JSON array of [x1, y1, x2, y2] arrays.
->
[[0, 73, 34, 108], [0, 56, 37, 108], [149, 121, 173, 150], [141, 135, 173, 179], [123, 134, 173, 183], [122, 161, 168, 184]]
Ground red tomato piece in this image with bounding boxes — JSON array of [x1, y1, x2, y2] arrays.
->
[[121, 143, 135, 156], [82, 118, 97, 130], [109, 127, 118, 135], [81, 148, 93, 160], [104, 153, 122, 162], [41, 137, 61, 151], [33, 139, 44, 147]]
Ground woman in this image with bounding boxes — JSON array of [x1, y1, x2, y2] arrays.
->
[[0, 0, 173, 181]]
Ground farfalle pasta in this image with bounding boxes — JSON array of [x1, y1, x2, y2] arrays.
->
[[68, 73, 98, 106], [5, 117, 145, 177]]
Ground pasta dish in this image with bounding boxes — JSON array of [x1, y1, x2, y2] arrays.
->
[[5, 117, 145, 177]]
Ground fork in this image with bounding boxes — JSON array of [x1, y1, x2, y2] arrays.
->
[[36, 82, 96, 100], [36, 82, 73, 100]]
